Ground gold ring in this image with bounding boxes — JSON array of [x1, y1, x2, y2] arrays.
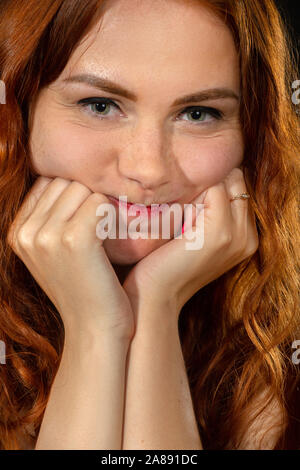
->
[[229, 193, 250, 202]]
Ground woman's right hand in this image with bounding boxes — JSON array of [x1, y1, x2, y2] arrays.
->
[[7, 176, 135, 342]]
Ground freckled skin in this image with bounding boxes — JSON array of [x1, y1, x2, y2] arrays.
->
[[28, 0, 244, 266]]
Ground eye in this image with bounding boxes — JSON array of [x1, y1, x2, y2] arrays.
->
[[77, 98, 224, 125], [176, 106, 223, 125], [77, 97, 121, 119]]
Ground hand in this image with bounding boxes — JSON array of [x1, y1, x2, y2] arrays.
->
[[122, 167, 259, 318], [7, 176, 135, 341]]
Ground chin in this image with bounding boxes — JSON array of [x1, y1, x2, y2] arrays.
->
[[103, 237, 168, 265]]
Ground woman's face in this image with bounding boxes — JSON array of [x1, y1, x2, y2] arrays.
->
[[29, 0, 243, 266]]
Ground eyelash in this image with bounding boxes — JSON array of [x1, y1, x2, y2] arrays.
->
[[77, 97, 224, 125]]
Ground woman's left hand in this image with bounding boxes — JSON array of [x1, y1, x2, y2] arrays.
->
[[122, 167, 259, 319]]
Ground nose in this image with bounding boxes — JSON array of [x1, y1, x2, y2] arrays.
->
[[118, 122, 172, 190]]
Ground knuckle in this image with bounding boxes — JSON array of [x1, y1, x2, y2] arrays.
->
[[35, 228, 55, 250], [61, 228, 79, 250], [240, 238, 248, 255], [18, 225, 34, 249], [238, 228, 248, 254], [231, 167, 244, 180], [7, 226, 20, 253], [237, 243, 248, 259], [246, 235, 259, 256], [219, 230, 233, 247], [238, 231, 259, 258], [6, 225, 15, 248]]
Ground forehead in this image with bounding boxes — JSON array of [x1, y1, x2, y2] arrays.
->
[[58, 0, 240, 95]]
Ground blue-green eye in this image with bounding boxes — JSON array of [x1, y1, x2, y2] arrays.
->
[[78, 97, 121, 118], [77, 97, 223, 125], [177, 106, 223, 124]]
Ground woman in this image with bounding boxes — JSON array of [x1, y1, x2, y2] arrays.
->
[[0, 0, 299, 450]]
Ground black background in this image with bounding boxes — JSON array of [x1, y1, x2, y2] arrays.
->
[[276, 0, 300, 56]]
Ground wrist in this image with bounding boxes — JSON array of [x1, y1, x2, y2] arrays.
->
[[63, 322, 132, 354], [132, 295, 180, 331]]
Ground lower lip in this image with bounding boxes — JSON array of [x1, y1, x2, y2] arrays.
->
[[107, 196, 173, 216]]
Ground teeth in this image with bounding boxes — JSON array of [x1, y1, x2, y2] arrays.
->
[[129, 202, 157, 206], [115, 197, 172, 206]]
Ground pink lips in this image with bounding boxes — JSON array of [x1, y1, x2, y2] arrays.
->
[[107, 196, 173, 215]]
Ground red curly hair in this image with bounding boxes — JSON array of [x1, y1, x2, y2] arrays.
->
[[0, 0, 299, 449]]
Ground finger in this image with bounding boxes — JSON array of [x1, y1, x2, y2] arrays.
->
[[26, 177, 71, 229], [183, 181, 233, 247], [246, 200, 259, 255], [180, 189, 207, 234], [224, 167, 248, 234], [62, 192, 111, 247], [15, 177, 52, 225], [38, 180, 92, 227], [7, 176, 52, 246]]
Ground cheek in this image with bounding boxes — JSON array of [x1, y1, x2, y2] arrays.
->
[[177, 134, 244, 187], [29, 122, 112, 181]]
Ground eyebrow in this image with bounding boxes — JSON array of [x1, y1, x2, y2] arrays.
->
[[62, 73, 240, 106]]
